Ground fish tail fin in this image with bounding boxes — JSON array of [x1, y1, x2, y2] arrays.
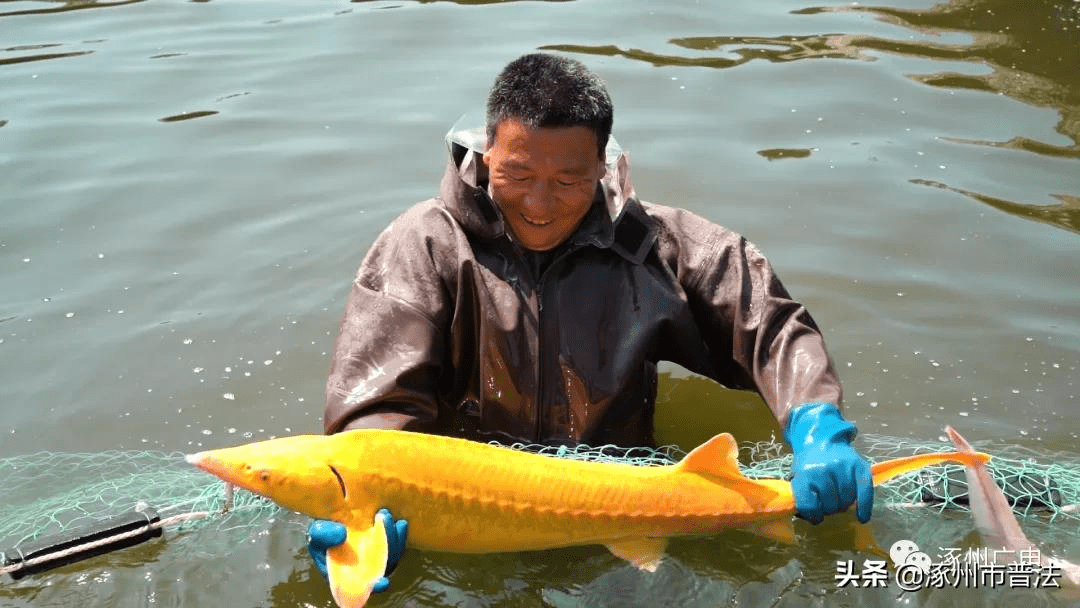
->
[[943, 425, 976, 453], [326, 513, 390, 608], [870, 450, 991, 486]]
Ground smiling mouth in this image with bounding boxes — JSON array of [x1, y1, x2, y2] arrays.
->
[[522, 214, 553, 227]]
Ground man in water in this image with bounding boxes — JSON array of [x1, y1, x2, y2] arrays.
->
[[307, 52, 873, 593]]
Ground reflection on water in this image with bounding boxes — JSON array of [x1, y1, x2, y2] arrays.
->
[[942, 134, 1080, 160], [158, 110, 219, 123], [834, 0, 1080, 232], [914, 178, 1080, 234], [350, 0, 574, 4], [542, 558, 736, 608], [829, 0, 1080, 144], [0, 50, 93, 67], [546, 1, 1079, 154], [550, 0, 1079, 154], [0, 0, 143, 18], [541, 34, 869, 70], [547, 0, 1079, 235], [757, 147, 814, 161]]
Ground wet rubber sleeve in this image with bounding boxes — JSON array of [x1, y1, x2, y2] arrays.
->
[[666, 207, 843, 425], [324, 207, 457, 435]]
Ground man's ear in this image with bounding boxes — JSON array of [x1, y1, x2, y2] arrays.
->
[[597, 159, 607, 180]]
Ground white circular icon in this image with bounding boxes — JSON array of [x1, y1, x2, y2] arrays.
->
[[889, 539, 920, 566], [906, 551, 933, 574]]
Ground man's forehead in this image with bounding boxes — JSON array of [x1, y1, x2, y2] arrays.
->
[[492, 119, 596, 146], [498, 156, 590, 173], [489, 120, 600, 168]]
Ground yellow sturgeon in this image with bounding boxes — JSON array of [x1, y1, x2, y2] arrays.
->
[[187, 428, 989, 608]]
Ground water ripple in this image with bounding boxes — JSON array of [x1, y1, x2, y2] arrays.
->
[[810, 0, 1080, 151], [913, 178, 1080, 235], [0, 0, 144, 19], [0, 50, 92, 66], [546, 0, 1079, 161], [158, 110, 219, 123]]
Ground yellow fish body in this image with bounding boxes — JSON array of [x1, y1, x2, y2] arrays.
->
[[187, 428, 989, 607]]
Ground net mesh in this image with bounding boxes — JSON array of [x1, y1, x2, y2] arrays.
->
[[498, 435, 1080, 521], [2, 434, 1077, 576], [0, 450, 276, 563]]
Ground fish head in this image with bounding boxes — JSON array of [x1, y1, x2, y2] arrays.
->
[[187, 434, 349, 519]]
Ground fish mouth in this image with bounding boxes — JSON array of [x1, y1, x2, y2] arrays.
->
[[521, 214, 554, 227]]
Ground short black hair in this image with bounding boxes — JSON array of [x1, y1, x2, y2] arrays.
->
[[486, 53, 613, 158]]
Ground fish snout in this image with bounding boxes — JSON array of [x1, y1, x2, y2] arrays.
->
[[186, 451, 266, 488], [186, 450, 231, 480]]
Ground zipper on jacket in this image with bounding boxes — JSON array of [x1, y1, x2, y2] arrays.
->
[[527, 245, 545, 444], [505, 235, 581, 444], [502, 238, 547, 444], [535, 280, 544, 443], [531, 246, 579, 444]]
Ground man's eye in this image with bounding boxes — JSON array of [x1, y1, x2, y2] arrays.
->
[[557, 179, 581, 187]]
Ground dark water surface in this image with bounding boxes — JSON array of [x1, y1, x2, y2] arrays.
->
[[2, 0, 1079, 606]]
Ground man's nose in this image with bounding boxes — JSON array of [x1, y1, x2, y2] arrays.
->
[[522, 180, 555, 216]]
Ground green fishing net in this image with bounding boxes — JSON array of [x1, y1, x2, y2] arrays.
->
[[502, 434, 1080, 520], [2, 434, 1077, 578], [0, 450, 274, 576]]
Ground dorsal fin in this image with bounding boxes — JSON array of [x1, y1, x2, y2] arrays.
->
[[674, 433, 747, 480]]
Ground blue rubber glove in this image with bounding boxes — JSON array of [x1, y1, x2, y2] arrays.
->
[[784, 402, 874, 524], [307, 508, 408, 593]]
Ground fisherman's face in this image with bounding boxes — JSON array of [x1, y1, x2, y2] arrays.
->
[[483, 118, 606, 252]]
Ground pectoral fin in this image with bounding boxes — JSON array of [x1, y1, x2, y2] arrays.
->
[[745, 517, 797, 545], [326, 515, 389, 608], [605, 537, 668, 572], [851, 520, 888, 561]]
